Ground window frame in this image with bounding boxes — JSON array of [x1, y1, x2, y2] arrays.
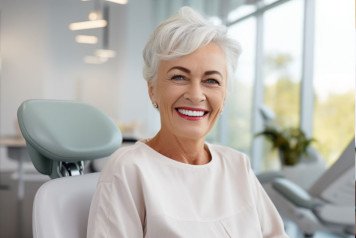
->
[[224, 0, 315, 172]]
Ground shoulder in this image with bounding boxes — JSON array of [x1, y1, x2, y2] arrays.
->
[[209, 143, 251, 168], [98, 141, 150, 182], [209, 143, 247, 160]]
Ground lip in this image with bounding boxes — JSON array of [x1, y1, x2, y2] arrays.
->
[[175, 107, 209, 121]]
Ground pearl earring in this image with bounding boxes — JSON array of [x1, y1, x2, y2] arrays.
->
[[152, 102, 158, 108]]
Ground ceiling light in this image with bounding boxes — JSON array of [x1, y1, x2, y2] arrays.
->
[[75, 35, 98, 44], [69, 19, 107, 31], [95, 49, 116, 58], [84, 56, 108, 64], [88, 11, 101, 21], [106, 0, 128, 5]]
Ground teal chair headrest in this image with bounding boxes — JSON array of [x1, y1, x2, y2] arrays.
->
[[17, 99, 122, 178]]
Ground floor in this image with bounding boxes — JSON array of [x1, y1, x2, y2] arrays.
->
[[0, 158, 353, 238]]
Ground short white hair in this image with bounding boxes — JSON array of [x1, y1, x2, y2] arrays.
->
[[142, 6, 241, 84]]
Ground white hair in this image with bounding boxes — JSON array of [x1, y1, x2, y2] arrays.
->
[[142, 6, 242, 84]]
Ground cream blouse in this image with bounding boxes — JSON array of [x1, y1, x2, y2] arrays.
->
[[87, 141, 289, 238]]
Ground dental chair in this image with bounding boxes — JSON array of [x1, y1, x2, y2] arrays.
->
[[258, 106, 354, 237], [265, 138, 355, 237], [17, 99, 122, 238]]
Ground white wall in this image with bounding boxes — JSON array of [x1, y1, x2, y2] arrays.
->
[[0, 0, 50, 135], [0, 0, 160, 140], [118, 0, 160, 137]]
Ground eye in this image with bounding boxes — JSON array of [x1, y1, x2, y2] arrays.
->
[[170, 74, 186, 81], [204, 78, 221, 86], [171, 74, 185, 80]]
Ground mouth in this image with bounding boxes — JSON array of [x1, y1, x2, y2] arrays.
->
[[175, 107, 209, 121]]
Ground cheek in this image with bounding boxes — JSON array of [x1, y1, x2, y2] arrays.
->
[[212, 90, 226, 108], [158, 84, 181, 102]]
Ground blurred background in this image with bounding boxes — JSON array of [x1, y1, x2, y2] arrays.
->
[[0, 0, 354, 237]]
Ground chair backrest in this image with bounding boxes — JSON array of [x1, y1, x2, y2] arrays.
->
[[32, 173, 100, 238]]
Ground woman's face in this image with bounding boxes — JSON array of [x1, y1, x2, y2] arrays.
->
[[148, 43, 227, 141]]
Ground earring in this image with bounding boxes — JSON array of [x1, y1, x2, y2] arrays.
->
[[152, 102, 158, 108]]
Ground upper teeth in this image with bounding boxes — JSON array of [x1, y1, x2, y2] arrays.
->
[[178, 109, 205, 117]]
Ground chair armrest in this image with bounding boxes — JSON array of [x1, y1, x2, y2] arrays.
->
[[272, 178, 318, 209], [257, 171, 283, 184]]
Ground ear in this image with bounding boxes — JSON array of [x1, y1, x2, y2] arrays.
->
[[147, 80, 156, 102]]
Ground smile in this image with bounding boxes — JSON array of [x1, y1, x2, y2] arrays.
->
[[175, 107, 209, 121]]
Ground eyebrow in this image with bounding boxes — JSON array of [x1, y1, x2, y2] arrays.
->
[[167, 66, 223, 78]]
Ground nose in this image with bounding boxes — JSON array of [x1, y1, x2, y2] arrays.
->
[[184, 81, 206, 103]]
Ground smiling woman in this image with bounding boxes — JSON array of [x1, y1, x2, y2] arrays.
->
[[87, 6, 289, 238]]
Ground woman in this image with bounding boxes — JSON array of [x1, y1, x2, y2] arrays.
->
[[87, 6, 288, 238]]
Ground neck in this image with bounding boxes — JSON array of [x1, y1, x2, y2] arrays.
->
[[146, 131, 211, 165]]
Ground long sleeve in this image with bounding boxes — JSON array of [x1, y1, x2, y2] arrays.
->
[[247, 160, 289, 238], [87, 166, 145, 238]]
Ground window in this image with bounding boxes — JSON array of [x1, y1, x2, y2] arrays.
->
[[260, 0, 304, 170], [171, 0, 354, 171], [224, 18, 257, 155], [312, 0, 355, 166], [263, 0, 303, 128], [227, 4, 256, 23]]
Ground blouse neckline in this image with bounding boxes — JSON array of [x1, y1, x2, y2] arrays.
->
[[136, 140, 217, 170]]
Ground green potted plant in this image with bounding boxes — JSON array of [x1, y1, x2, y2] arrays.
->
[[256, 126, 314, 166]]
